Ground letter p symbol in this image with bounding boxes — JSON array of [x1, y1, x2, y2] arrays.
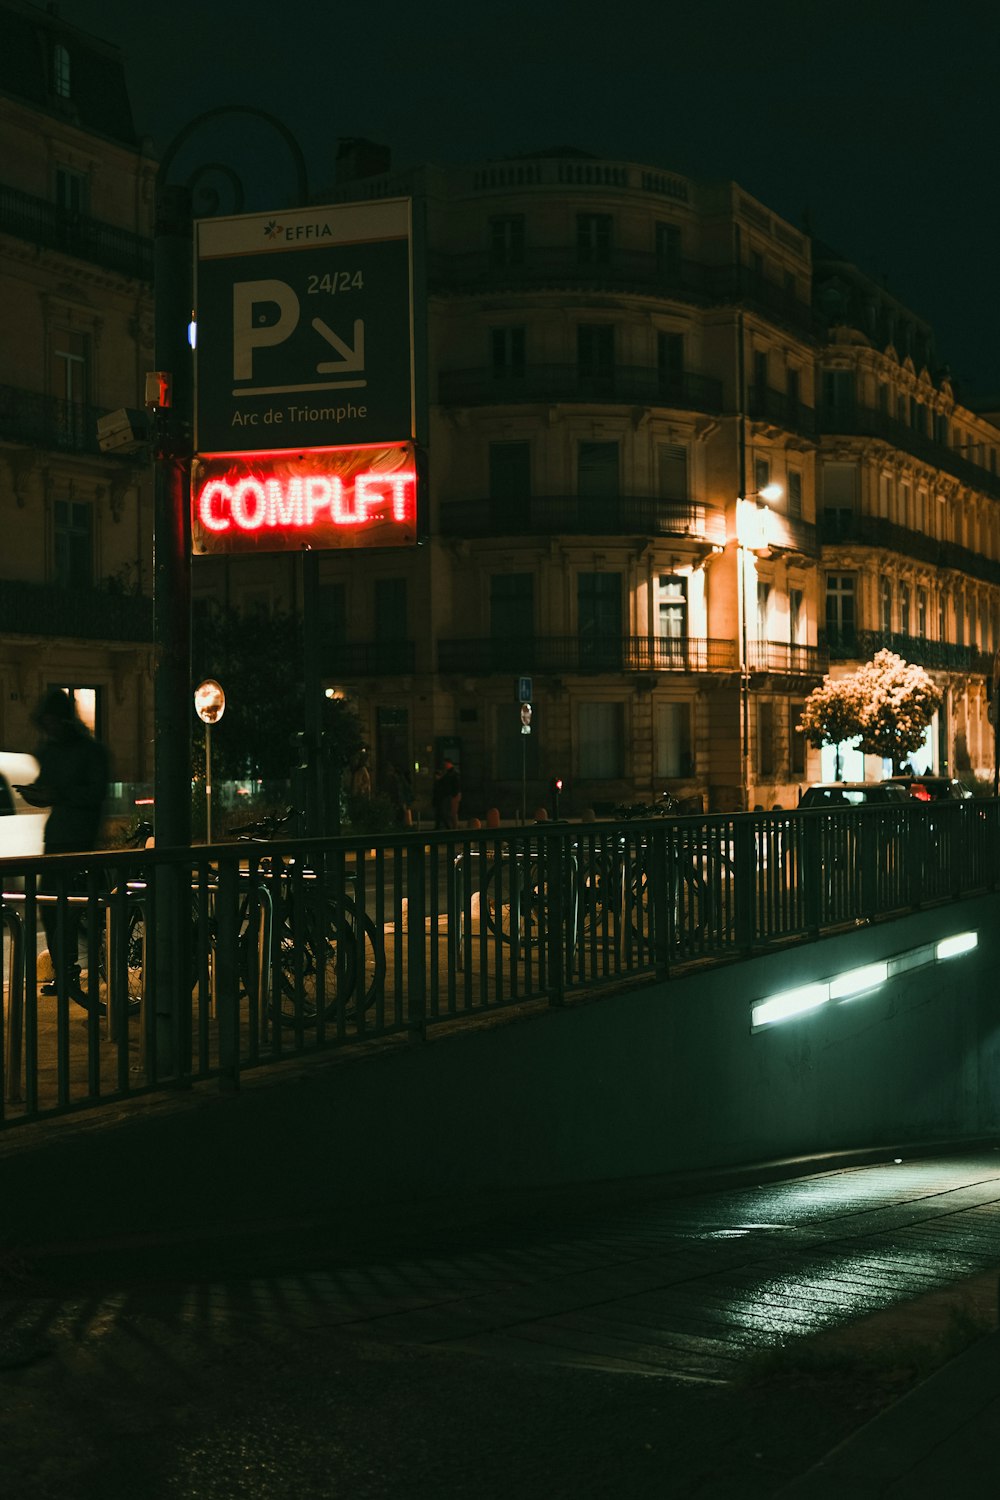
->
[[233, 279, 300, 381]]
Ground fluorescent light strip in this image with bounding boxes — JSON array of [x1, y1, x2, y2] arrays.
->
[[752, 931, 978, 1032]]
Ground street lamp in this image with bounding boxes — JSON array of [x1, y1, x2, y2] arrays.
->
[[736, 483, 782, 809]]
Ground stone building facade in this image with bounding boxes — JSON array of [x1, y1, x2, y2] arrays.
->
[[0, 0, 155, 786]]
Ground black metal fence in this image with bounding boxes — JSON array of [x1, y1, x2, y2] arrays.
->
[[2, 799, 998, 1129]]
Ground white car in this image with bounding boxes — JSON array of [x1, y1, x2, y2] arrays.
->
[[0, 751, 48, 860]]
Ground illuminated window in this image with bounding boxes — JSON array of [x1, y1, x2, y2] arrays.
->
[[576, 213, 612, 265], [52, 685, 100, 736], [658, 575, 687, 641], [753, 456, 771, 495], [53, 499, 92, 588], [52, 43, 71, 99]]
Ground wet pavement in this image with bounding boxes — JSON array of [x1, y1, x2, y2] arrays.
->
[[3, 1147, 1000, 1496]]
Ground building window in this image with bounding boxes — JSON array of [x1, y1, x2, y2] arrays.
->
[[577, 324, 614, 393], [490, 572, 533, 643], [656, 702, 693, 779], [655, 221, 682, 274], [822, 369, 855, 410], [880, 576, 892, 634], [753, 456, 771, 495], [52, 685, 100, 737], [789, 588, 804, 646], [900, 582, 911, 636], [577, 440, 619, 497], [753, 350, 768, 392], [657, 443, 688, 500], [756, 698, 776, 778], [55, 166, 88, 215], [491, 326, 525, 379], [53, 500, 92, 588], [488, 441, 531, 502], [825, 574, 856, 640], [52, 43, 71, 99], [576, 213, 612, 265], [956, 594, 965, 647], [787, 470, 802, 518], [374, 578, 407, 641], [578, 701, 624, 778], [657, 331, 684, 399], [490, 215, 524, 267], [787, 367, 800, 411], [756, 580, 772, 640], [917, 587, 927, 637], [578, 572, 622, 668], [789, 699, 807, 777], [938, 591, 948, 641], [822, 462, 858, 537], [657, 575, 687, 641]]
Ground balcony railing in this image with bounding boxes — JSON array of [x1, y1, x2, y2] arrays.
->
[[438, 494, 727, 545], [748, 383, 816, 438], [438, 364, 724, 411], [821, 629, 992, 675], [323, 640, 416, 675], [0, 383, 114, 458], [818, 400, 1000, 501], [0, 579, 153, 642], [747, 641, 828, 677], [429, 249, 814, 333], [818, 512, 1000, 590], [0, 182, 153, 281], [438, 635, 739, 675]]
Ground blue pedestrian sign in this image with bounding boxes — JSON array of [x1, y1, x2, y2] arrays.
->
[[517, 676, 533, 703]]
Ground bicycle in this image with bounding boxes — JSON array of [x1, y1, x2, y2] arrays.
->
[[230, 810, 386, 1028]]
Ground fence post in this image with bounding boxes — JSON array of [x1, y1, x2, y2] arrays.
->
[[649, 821, 670, 980], [732, 814, 755, 954], [406, 839, 427, 1041], [545, 825, 566, 1007], [801, 813, 822, 936]]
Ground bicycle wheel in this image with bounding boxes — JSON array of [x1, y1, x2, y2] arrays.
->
[[481, 857, 544, 944], [98, 903, 144, 1014], [269, 893, 384, 1026]]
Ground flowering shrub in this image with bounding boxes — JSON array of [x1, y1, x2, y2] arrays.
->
[[798, 651, 941, 773]]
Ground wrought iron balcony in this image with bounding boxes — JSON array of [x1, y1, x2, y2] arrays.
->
[[817, 400, 1000, 501], [748, 383, 816, 438], [438, 635, 739, 675], [438, 364, 724, 411], [0, 182, 152, 281], [746, 641, 828, 677], [0, 382, 119, 458], [0, 578, 153, 642], [428, 248, 814, 333], [821, 629, 992, 676], [323, 640, 416, 675], [818, 512, 1000, 589], [438, 494, 727, 545]]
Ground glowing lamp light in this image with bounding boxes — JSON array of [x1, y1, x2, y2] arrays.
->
[[936, 931, 978, 960], [751, 983, 828, 1030], [829, 962, 888, 1001]]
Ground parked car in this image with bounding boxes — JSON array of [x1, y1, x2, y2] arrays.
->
[[0, 751, 47, 860], [797, 781, 909, 809], [883, 775, 972, 802]]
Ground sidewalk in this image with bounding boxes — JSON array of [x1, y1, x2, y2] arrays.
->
[[779, 1325, 1000, 1497]]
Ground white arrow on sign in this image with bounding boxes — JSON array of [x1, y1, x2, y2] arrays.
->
[[313, 316, 365, 375]]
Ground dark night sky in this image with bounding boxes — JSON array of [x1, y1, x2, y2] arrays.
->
[[55, 0, 1000, 398]]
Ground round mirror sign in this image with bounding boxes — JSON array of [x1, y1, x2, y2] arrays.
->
[[194, 678, 226, 725]]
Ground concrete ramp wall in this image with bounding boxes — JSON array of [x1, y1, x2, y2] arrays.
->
[[3, 895, 999, 1250]]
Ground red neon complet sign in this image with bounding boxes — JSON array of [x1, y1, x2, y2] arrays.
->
[[191, 443, 419, 554]]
